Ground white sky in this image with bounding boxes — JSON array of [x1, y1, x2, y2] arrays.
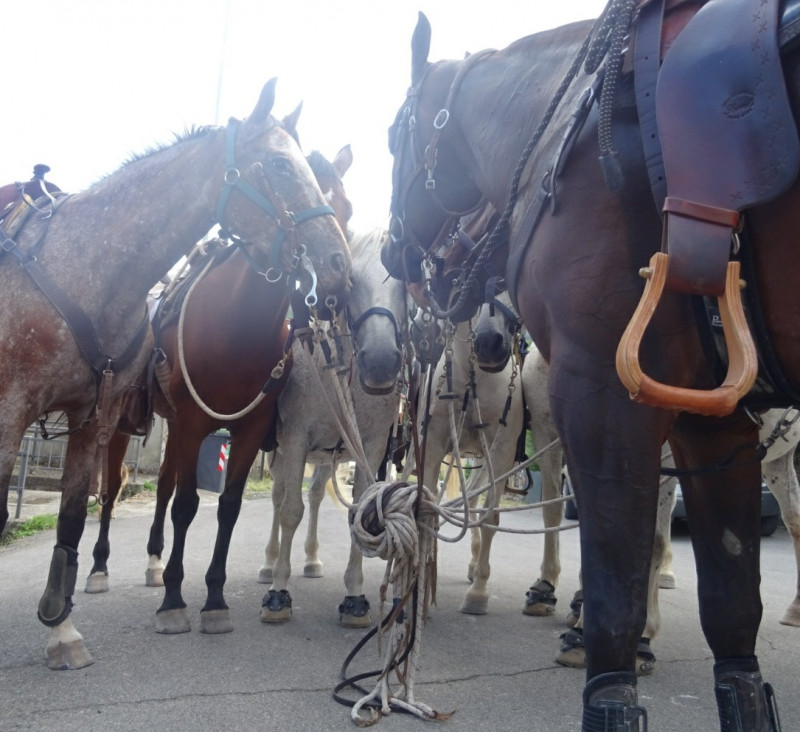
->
[[3, 1, 605, 232]]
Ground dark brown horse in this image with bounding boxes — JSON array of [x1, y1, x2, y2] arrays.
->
[[0, 79, 351, 669], [85, 146, 356, 638], [385, 5, 799, 729]]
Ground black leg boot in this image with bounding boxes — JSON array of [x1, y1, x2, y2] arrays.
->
[[582, 671, 647, 731], [714, 657, 781, 731]]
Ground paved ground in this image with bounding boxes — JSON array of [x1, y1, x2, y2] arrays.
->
[[2, 485, 798, 731]]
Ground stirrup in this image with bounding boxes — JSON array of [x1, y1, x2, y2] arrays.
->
[[616, 252, 757, 416]]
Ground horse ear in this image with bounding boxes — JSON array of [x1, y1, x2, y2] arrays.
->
[[249, 78, 278, 124], [332, 145, 353, 179], [281, 102, 303, 145], [411, 12, 431, 85]]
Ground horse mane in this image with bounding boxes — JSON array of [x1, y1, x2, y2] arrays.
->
[[121, 125, 222, 168]]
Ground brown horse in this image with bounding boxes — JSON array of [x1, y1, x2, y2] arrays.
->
[[85, 146, 355, 638], [0, 79, 351, 670], [385, 5, 799, 729]]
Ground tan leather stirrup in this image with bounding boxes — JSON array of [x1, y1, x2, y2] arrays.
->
[[615, 252, 757, 417]]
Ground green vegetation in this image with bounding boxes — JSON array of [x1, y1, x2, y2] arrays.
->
[[143, 481, 156, 492], [245, 475, 273, 496], [1, 513, 58, 546]]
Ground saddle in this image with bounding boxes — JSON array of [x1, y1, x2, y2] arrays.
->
[[616, 0, 800, 416]]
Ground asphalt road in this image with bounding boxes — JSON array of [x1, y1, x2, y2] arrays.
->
[[2, 487, 798, 731]]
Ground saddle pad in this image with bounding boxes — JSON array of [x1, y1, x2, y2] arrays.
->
[[656, 0, 800, 295]]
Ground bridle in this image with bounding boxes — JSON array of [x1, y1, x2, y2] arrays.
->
[[345, 305, 404, 396], [388, 51, 494, 277], [216, 119, 336, 308]]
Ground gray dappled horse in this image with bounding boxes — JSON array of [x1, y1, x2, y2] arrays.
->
[[0, 79, 350, 668]]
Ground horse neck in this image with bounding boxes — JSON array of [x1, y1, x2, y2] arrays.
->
[[451, 24, 591, 208], [48, 130, 226, 319]]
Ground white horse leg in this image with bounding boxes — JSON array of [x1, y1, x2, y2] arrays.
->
[[340, 466, 372, 628], [762, 449, 800, 626], [460, 476, 498, 615], [303, 465, 327, 578], [260, 456, 305, 623], [45, 617, 93, 670], [521, 348, 564, 616], [258, 462, 284, 585]]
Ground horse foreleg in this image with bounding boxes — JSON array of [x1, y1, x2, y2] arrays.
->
[[86, 430, 131, 594], [460, 481, 498, 616], [258, 468, 283, 584], [40, 421, 97, 668], [524, 431, 563, 617], [145, 435, 177, 587], [762, 448, 800, 626], [261, 453, 305, 623], [339, 464, 372, 628], [201, 434, 260, 634], [303, 464, 328, 578], [155, 431, 200, 634]]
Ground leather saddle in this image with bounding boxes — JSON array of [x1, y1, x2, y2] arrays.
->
[[617, 0, 800, 416]]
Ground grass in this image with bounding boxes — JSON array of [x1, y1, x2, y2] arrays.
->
[[1, 513, 58, 546], [244, 475, 273, 496]]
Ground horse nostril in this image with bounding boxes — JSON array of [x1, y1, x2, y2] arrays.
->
[[329, 251, 350, 277]]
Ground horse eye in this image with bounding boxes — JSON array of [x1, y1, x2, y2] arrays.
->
[[270, 155, 293, 175]]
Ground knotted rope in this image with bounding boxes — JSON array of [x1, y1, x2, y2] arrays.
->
[[345, 480, 450, 725]]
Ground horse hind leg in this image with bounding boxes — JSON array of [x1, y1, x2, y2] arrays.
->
[[762, 449, 800, 626], [145, 435, 178, 587], [86, 431, 131, 594]]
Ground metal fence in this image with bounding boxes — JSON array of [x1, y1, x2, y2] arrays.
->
[[9, 418, 144, 521]]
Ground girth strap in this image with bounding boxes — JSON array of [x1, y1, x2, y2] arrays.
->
[[1, 231, 148, 378]]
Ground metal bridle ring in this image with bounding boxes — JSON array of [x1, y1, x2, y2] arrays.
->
[[224, 167, 241, 184], [264, 267, 284, 283]]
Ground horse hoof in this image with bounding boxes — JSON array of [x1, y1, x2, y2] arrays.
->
[[84, 571, 109, 594], [257, 567, 273, 585], [636, 637, 656, 676], [261, 589, 292, 623], [154, 608, 191, 634], [556, 628, 586, 669], [200, 609, 234, 634], [523, 602, 555, 617], [779, 605, 800, 627], [145, 568, 164, 587], [46, 638, 94, 670], [339, 595, 371, 627], [523, 579, 556, 616], [459, 594, 489, 615], [658, 572, 676, 589], [303, 562, 323, 578], [637, 658, 655, 676]]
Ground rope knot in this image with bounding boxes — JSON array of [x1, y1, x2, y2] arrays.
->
[[350, 480, 437, 563]]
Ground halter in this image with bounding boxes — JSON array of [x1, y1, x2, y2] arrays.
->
[[216, 121, 335, 306], [342, 305, 403, 396]]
